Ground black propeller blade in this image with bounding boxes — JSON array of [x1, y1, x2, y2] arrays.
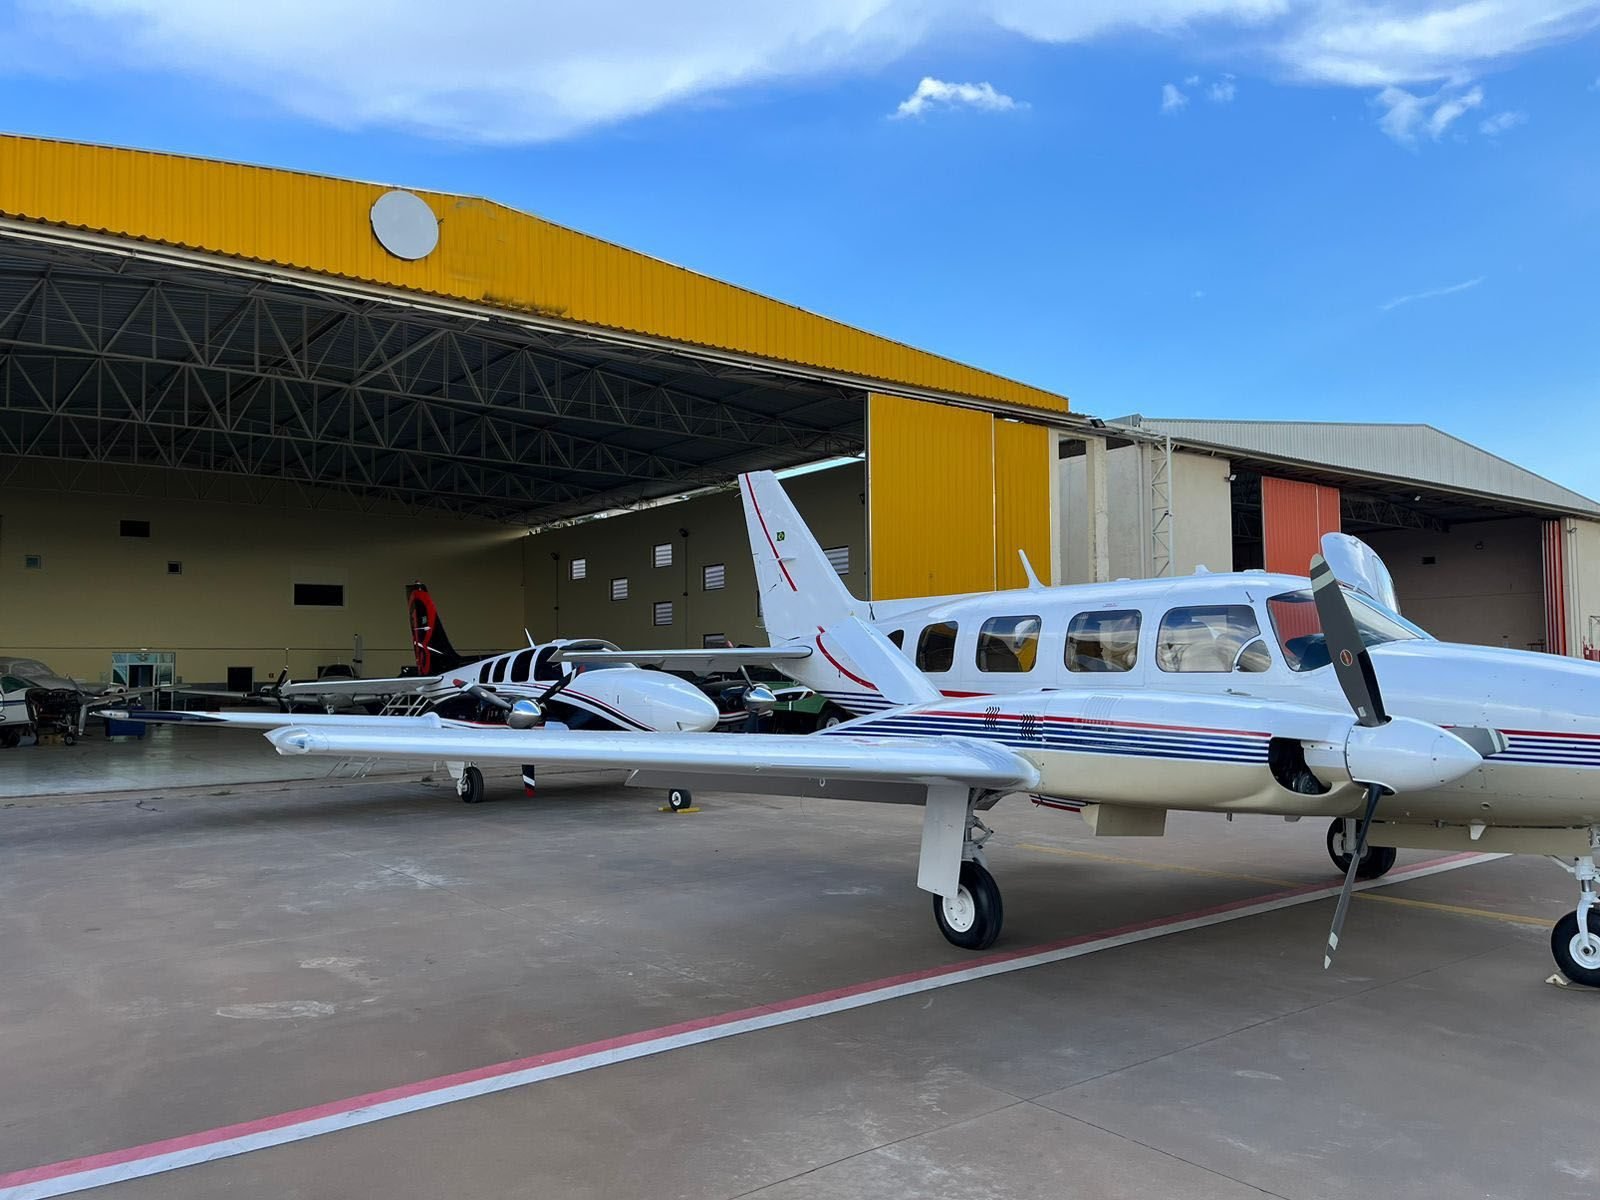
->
[[1324, 782, 1383, 970], [1309, 553, 1386, 728], [1311, 551, 1394, 970]]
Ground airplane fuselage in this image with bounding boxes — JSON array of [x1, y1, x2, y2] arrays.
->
[[807, 571, 1600, 837]]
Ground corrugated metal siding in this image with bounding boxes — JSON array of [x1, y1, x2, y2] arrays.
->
[[1139, 419, 1600, 516], [0, 134, 1067, 415], [868, 394, 996, 600], [1262, 476, 1340, 575], [993, 419, 1052, 589]]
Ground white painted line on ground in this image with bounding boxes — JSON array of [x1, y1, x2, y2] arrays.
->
[[0, 852, 1500, 1199]]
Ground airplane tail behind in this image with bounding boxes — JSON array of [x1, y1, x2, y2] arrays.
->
[[406, 582, 468, 676], [738, 471, 936, 711]]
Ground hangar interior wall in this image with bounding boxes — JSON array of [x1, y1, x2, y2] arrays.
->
[[1366, 518, 1546, 651], [1560, 518, 1600, 657], [867, 394, 1054, 600], [1058, 445, 1232, 583], [0, 464, 525, 685], [522, 463, 866, 649]]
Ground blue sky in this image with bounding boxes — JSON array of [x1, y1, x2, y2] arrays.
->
[[1, 2, 1596, 496]]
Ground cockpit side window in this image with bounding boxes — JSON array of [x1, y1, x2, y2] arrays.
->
[[975, 615, 1041, 673], [916, 622, 959, 673], [1156, 605, 1266, 673], [1267, 589, 1423, 672], [1066, 610, 1141, 672]]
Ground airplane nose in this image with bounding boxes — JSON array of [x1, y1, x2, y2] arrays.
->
[[673, 684, 721, 732]]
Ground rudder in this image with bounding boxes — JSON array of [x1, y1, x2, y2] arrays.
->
[[407, 582, 467, 676]]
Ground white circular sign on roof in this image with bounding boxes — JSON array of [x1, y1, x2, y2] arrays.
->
[[370, 190, 440, 261]]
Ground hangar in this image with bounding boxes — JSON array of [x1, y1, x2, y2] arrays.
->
[[0, 134, 1065, 691]]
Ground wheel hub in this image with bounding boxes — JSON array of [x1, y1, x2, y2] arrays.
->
[[942, 886, 976, 933], [1569, 931, 1600, 970]]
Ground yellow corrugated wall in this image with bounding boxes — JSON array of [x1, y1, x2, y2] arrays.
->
[[0, 134, 1068, 416], [867, 394, 1055, 600], [993, 419, 1053, 590]]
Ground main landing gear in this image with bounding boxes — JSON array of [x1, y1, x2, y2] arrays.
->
[[1550, 829, 1600, 987], [456, 764, 485, 804], [1326, 817, 1397, 880], [925, 795, 1004, 951]]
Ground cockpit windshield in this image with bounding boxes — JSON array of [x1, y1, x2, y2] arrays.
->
[[1266, 589, 1427, 672]]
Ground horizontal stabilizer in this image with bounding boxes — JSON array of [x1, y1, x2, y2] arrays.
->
[[278, 675, 439, 698], [554, 647, 812, 672]]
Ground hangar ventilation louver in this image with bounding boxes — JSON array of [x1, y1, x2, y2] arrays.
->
[[653, 601, 673, 626], [703, 563, 726, 590]]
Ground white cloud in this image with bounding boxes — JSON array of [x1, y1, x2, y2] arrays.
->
[[1185, 73, 1203, 85], [1379, 275, 1485, 311], [9, 1, 1598, 142], [894, 76, 1020, 118], [1207, 74, 1238, 102], [1162, 82, 1190, 111], [1374, 81, 1481, 144], [1478, 108, 1527, 134]]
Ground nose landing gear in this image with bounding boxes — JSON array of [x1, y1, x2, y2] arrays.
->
[[1551, 829, 1600, 987]]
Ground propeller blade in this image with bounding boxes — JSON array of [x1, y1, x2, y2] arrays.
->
[[1310, 553, 1386, 728], [1324, 782, 1384, 970], [457, 680, 512, 711]]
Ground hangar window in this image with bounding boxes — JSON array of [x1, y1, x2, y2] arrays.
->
[[916, 622, 959, 673], [653, 543, 673, 568], [1066, 610, 1141, 673], [975, 615, 1041, 673], [120, 519, 151, 538], [611, 578, 629, 602], [824, 546, 850, 576], [293, 583, 345, 608], [167, 561, 183, 576], [570, 558, 587, 581], [653, 601, 674, 626], [510, 648, 537, 683], [24, 554, 42, 570], [703, 633, 728, 648], [703, 563, 726, 590], [1157, 605, 1266, 673]]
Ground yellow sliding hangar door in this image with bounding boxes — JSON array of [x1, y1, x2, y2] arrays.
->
[[865, 393, 1057, 601]]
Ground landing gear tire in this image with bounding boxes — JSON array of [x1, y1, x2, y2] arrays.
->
[[64, 732, 77, 747], [1326, 818, 1396, 880], [818, 711, 845, 731], [1551, 911, 1600, 987], [933, 861, 1004, 951], [666, 788, 692, 812], [0, 729, 19, 748], [457, 765, 485, 805]]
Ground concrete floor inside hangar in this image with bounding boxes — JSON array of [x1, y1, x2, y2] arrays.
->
[[2, 733, 1597, 1200]]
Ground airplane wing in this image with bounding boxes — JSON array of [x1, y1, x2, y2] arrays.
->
[[553, 647, 813, 672], [278, 675, 440, 699], [100, 709, 457, 731], [265, 722, 1039, 791]]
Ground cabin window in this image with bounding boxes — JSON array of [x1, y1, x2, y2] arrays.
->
[[1066, 610, 1142, 672], [510, 648, 537, 683], [569, 558, 587, 581], [491, 655, 510, 683], [478, 662, 491, 683], [534, 647, 561, 682], [887, 629, 905, 649], [1156, 605, 1267, 673], [915, 622, 959, 673], [975, 615, 1041, 673]]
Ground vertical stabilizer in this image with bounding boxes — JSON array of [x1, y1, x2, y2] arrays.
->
[[406, 582, 468, 676], [738, 471, 935, 712]]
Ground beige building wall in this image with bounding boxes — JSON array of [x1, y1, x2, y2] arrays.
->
[[0, 463, 525, 685], [1366, 517, 1545, 650], [1562, 517, 1600, 657], [1059, 445, 1233, 583], [524, 463, 866, 648]]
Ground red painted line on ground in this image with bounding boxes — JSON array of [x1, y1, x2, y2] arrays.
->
[[0, 850, 1494, 1196]]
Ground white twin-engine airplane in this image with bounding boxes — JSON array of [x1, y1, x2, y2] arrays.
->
[[116, 581, 719, 804], [267, 472, 1600, 986]]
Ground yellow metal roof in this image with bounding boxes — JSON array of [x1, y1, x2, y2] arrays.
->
[[0, 134, 1067, 415]]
